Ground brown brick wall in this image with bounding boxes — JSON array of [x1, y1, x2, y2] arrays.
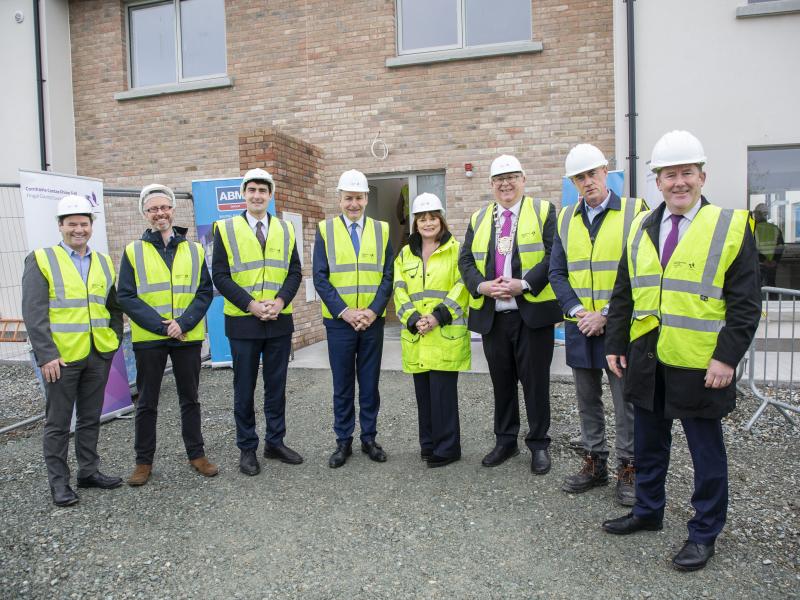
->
[[69, 0, 615, 345]]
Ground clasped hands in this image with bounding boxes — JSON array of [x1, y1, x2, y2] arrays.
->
[[162, 318, 187, 340], [415, 314, 440, 336], [247, 298, 285, 321], [478, 276, 525, 301], [574, 309, 606, 338], [341, 308, 378, 331]]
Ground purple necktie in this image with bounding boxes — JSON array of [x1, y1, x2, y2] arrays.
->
[[256, 221, 266, 251], [661, 213, 682, 268], [495, 209, 513, 276]]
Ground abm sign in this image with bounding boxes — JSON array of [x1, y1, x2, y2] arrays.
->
[[216, 186, 246, 212]]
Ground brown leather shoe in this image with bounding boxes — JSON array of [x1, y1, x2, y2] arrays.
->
[[127, 464, 152, 487], [189, 456, 219, 477]]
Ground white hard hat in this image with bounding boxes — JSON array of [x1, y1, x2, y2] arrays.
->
[[337, 169, 369, 192], [240, 168, 275, 195], [564, 144, 609, 178], [489, 155, 525, 179], [56, 195, 94, 221], [411, 193, 444, 215], [139, 184, 176, 216], [650, 130, 706, 172]]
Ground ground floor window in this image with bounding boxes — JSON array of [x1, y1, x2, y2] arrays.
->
[[748, 145, 800, 289]]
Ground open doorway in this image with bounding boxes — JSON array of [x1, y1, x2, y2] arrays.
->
[[365, 172, 446, 324]]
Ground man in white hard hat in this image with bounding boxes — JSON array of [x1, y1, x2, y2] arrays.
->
[[21, 195, 124, 506], [313, 169, 394, 468], [117, 184, 217, 486], [549, 144, 647, 506], [212, 168, 303, 476], [459, 155, 562, 474], [602, 131, 761, 571]]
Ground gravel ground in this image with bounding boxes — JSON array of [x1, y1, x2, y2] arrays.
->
[[0, 364, 798, 599]]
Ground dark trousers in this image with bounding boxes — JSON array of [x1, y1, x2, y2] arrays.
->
[[413, 370, 461, 458], [481, 312, 553, 450], [43, 349, 112, 487], [633, 365, 729, 545], [229, 335, 291, 450], [326, 318, 384, 444], [133, 344, 204, 464]]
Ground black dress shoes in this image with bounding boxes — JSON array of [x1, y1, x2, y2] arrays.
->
[[329, 442, 352, 468], [76, 471, 123, 489], [239, 449, 261, 476], [672, 540, 715, 571], [602, 512, 663, 535], [264, 444, 304, 465], [361, 440, 387, 462], [427, 455, 460, 468], [481, 444, 519, 467], [51, 485, 79, 507], [420, 449, 433, 462], [530, 449, 551, 475]]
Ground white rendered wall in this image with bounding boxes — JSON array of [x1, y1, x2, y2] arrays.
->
[[0, 0, 75, 183], [614, 0, 800, 209]]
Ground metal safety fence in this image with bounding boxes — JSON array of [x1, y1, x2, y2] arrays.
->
[[740, 286, 800, 432]]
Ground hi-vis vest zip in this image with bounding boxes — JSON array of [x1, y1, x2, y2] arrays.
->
[[33, 246, 119, 363], [393, 236, 471, 374], [318, 216, 389, 319], [627, 204, 751, 369], [215, 215, 295, 316], [468, 196, 556, 310], [557, 197, 646, 320], [125, 239, 205, 342]]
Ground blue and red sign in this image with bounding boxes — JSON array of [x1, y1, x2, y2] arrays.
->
[[216, 185, 246, 212]]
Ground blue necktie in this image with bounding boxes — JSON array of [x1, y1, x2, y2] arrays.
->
[[350, 222, 360, 255]]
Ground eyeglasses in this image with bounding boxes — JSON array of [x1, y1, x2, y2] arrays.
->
[[145, 205, 173, 214], [492, 174, 521, 185]]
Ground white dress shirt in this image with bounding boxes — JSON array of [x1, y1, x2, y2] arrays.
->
[[342, 213, 365, 244], [245, 211, 269, 238], [658, 199, 702, 257]]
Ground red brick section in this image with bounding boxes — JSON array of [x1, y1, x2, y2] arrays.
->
[[68, 0, 615, 347], [240, 130, 326, 349]]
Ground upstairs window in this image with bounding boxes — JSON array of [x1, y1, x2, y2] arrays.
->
[[397, 0, 532, 54], [127, 0, 227, 89]]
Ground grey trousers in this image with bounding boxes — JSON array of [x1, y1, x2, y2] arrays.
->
[[43, 350, 112, 488], [573, 367, 633, 465]]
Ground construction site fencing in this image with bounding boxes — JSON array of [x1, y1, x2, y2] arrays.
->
[[741, 286, 800, 432]]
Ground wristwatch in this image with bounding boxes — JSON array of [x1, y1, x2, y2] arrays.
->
[[600, 304, 610, 317]]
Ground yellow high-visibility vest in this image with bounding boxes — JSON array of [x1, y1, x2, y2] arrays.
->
[[124, 239, 206, 342], [33, 246, 119, 363], [557, 197, 647, 320], [215, 215, 295, 316], [393, 236, 471, 373], [318, 216, 389, 319], [627, 204, 751, 369], [468, 196, 556, 310]]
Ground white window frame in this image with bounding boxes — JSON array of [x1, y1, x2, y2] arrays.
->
[[396, 0, 532, 55], [121, 0, 229, 95]]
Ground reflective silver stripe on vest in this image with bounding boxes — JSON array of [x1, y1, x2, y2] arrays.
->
[[88, 294, 106, 305], [590, 260, 620, 272], [90, 318, 111, 328], [559, 204, 578, 253], [634, 274, 661, 287], [451, 317, 468, 327], [443, 297, 464, 317], [50, 323, 90, 333], [281, 221, 291, 271], [133, 241, 171, 293], [531, 198, 544, 236], [661, 278, 723, 300], [43, 247, 66, 299], [335, 284, 380, 295], [518, 243, 544, 253], [95, 253, 113, 297], [661, 313, 725, 333], [473, 252, 487, 261], [629, 224, 650, 289], [410, 290, 448, 301], [699, 208, 734, 298], [473, 205, 489, 232], [393, 280, 408, 290], [633, 309, 658, 318], [572, 287, 593, 298], [326, 218, 383, 274], [51, 298, 88, 308], [398, 301, 415, 313], [151, 304, 172, 314], [173, 307, 186, 317], [593, 289, 612, 301], [622, 197, 638, 241], [240, 282, 282, 293]]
